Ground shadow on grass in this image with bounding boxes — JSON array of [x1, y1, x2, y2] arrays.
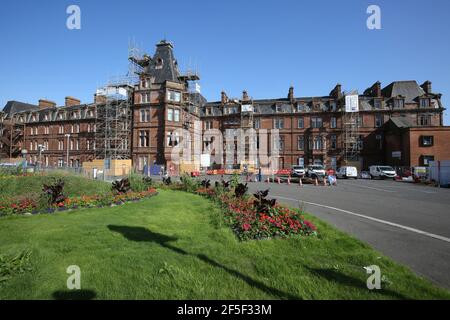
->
[[108, 224, 301, 300], [305, 267, 410, 300], [52, 289, 96, 300], [108, 225, 188, 255]]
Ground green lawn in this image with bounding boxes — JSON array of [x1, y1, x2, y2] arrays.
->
[[0, 189, 448, 299], [0, 172, 111, 199]]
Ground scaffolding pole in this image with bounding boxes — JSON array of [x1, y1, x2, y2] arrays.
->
[[342, 91, 360, 163], [94, 85, 133, 161]]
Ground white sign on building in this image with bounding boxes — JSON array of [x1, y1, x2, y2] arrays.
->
[[241, 104, 254, 112], [345, 94, 359, 113], [200, 154, 211, 167]]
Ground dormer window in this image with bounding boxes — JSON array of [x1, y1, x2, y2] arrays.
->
[[393, 98, 404, 109], [420, 98, 430, 108], [155, 58, 163, 69], [296, 103, 304, 112], [141, 78, 149, 89], [374, 99, 382, 109], [276, 105, 282, 113], [31, 114, 37, 122], [329, 102, 337, 112]]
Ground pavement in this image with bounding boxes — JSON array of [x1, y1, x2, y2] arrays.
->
[[202, 175, 450, 289]]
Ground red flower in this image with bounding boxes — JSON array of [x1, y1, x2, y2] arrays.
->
[[242, 223, 251, 231]]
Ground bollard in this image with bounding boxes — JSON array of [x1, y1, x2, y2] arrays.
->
[[315, 178, 318, 186], [323, 178, 327, 186], [277, 177, 281, 184], [287, 176, 291, 185], [266, 176, 270, 183], [299, 177, 303, 187]]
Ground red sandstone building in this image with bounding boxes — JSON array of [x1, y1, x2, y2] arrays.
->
[[1, 40, 449, 172]]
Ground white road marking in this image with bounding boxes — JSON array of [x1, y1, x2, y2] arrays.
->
[[272, 194, 450, 244], [338, 182, 396, 193], [340, 180, 437, 194]]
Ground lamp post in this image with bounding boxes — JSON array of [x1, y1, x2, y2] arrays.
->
[[65, 134, 71, 167], [37, 144, 45, 170]]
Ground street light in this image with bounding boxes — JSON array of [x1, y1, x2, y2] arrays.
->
[[65, 134, 71, 167], [37, 144, 45, 170]]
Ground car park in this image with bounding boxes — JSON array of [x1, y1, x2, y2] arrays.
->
[[369, 165, 397, 180], [336, 166, 358, 179]]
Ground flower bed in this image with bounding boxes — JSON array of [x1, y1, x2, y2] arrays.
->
[[0, 188, 158, 216], [195, 187, 317, 241]]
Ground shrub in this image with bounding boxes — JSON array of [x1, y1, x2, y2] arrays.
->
[[200, 179, 211, 189], [253, 189, 277, 214], [42, 179, 66, 205], [142, 176, 153, 188], [112, 178, 131, 194], [180, 174, 200, 192], [230, 173, 240, 189], [128, 173, 147, 192], [162, 176, 172, 185], [234, 183, 248, 198]]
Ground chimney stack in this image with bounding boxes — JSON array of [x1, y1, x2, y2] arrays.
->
[[242, 90, 249, 101], [38, 99, 56, 109], [288, 86, 294, 103], [373, 81, 382, 97], [221, 91, 228, 104], [65, 96, 81, 107], [364, 81, 382, 97], [421, 81, 432, 94], [94, 93, 107, 104], [329, 84, 343, 99]]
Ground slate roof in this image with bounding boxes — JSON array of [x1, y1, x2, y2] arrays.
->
[[144, 40, 181, 84], [381, 81, 426, 103], [390, 116, 416, 129], [2, 101, 39, 116]]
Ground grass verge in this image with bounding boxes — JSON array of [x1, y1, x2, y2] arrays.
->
[[0, 189, 448, 299]]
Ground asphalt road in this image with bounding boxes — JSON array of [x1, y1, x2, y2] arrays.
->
[[239, 178, 450, 290]]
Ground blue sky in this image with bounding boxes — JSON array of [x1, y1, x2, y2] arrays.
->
[[1, 0, 449, 124]]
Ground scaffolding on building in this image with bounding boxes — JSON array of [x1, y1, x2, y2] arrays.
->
[[0, 117, 26, 160], [342, 90, 360, 163], [92, 40, 149, 161], [94, 85, 133, 161]]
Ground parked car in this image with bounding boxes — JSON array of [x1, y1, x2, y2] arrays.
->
[[306, 165, 326, 177], [360, 171, 371, 179], [291, 165, 306, 177], [336, 166, 358, 179], [369, 165, 397, 179]]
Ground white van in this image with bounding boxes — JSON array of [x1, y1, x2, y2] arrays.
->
[[369, 165, 397, 179], [336, 166, 358, 179]]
